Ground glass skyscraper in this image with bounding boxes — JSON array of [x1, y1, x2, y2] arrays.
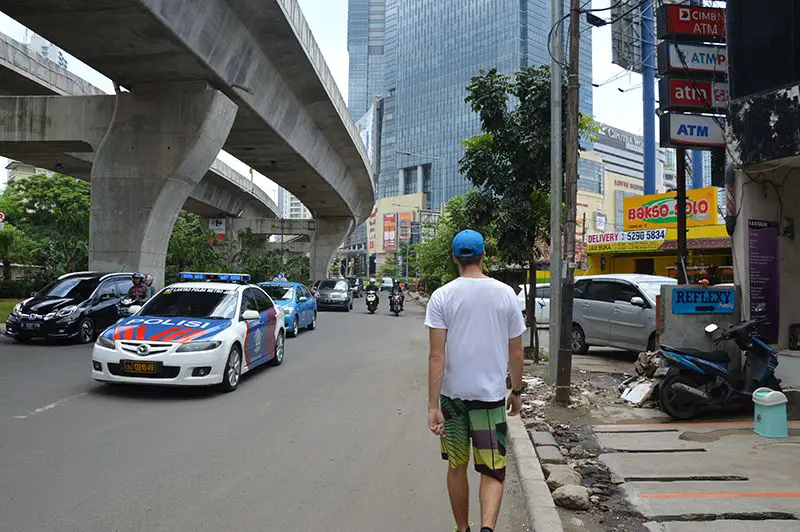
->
[[347, 0, 593, 210]]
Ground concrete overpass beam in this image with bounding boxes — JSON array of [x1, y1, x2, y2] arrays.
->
[[311, 217, 354, 281], [88, 82, 237, 286]]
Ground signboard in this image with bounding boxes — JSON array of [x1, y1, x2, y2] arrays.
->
[[209, 218, 225, 243], [586, 229, 666, 254], [398, 212, 413, 241], [383, 213, 397, 251], [748, 220, 780, 343], [611, 0, 643, 74], [659, 77, 728, 111], [657, 42, 727, 76], [657, 5, 726, 42], [660, 113, 725, 149], [672, 287, 735, 314], [624, 187, 718, 230], [0, 211, 5, 231], [367, 207, 377, 250]]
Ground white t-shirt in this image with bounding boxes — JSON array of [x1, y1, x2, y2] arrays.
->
[[424, 277, 527, 402]]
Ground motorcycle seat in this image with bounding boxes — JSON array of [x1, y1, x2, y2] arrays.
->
[[661, 346, 730, 363]]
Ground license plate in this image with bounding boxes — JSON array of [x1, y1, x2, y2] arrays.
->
[[122, 360, 158, 374], [21, 322, 41, 330]]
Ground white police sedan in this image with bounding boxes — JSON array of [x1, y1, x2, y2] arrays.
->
[[92, 273, 285, 392]]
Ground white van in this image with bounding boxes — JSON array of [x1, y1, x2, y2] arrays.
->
[[517, 284, 550, 326]]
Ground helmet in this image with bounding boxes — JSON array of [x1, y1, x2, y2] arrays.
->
[[132, 272, 144, 282], [369, 278, 376, 284]]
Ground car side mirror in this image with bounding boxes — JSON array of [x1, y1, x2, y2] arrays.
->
[[241, 309, 261, 321], [299, 296, 308, 302], [128, 305, 142, 315], [705, 324, 719, 334], [630, 296, 646, 307]]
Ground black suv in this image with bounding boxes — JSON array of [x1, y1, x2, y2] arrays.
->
[[5, 271, 133, 344]]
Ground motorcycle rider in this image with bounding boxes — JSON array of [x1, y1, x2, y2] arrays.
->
[[391, 278, 405, 311], [366, 278, 379, 293], [127, 272, 150, 304], [144, 274, 156, 297]]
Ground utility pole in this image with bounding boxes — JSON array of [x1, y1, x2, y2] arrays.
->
[[676, 148, 689, 284], [642, 0, 657, 195], [556, 0, 581, 405], [547, 0, 564, 385]]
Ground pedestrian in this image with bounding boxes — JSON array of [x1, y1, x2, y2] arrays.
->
[[425, 229, 526, 532]]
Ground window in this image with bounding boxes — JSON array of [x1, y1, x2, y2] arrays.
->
[[115, 279, 134, 297], [574, 280, 591, 299], [253, 288, 274, 311], [583, 281, 620, 303], [611, 283, 641, 304], [242, 289, 259, 313], [40, 276, 98, 301], [139, 289, 239, 319], [96, 281, 116, 300], [635, 259, 654, 275]]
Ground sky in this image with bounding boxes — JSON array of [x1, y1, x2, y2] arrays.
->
[[0, 0, 644, 191]]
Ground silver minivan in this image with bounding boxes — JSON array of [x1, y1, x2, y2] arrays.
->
[[571, 274, 677, 354]]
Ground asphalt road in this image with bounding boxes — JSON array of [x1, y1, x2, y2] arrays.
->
[[0, 298, 529, 532]]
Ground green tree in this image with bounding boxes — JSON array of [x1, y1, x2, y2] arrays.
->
[[0, 223, 33, 280], [283, 254, 311, 284], [0, 173, 90, 278], [460, 66, 585, 358], [379, 252, 399, 279], [165, 212, 225, 281]]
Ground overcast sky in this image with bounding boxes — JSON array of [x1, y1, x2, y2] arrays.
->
[[0, 0, 644, 192]]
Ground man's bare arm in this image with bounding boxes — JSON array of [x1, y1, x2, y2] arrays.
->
[[428, 328, 447, 410], [508, 335, 523, 391]]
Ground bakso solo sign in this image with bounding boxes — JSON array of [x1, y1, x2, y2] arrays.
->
[[624, 187, 718, 231]]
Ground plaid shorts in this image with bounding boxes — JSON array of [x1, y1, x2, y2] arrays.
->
[[439, 395, 508, 482]]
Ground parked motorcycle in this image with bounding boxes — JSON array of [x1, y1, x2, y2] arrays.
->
[[389, 293, 403, 317], [365, 290, 379, 314], [654, 305, 780, 420]]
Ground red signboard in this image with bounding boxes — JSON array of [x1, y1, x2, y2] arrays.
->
[[660, 77, 728, 111], [658, 5, 726, 42]]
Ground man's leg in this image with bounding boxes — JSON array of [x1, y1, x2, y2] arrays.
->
[[440, 396, 472, 532], [468, 401, 508, 531]]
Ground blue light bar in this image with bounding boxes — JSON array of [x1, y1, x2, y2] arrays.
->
[[177, 272, 251, 284]]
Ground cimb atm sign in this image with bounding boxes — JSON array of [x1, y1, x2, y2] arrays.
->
[[658, 5, 726, 42]]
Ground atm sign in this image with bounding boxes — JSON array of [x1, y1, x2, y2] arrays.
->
[[659, 5, 726, 41], [663, 78, 728, 111]]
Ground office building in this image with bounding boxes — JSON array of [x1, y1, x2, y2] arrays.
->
[[25, 31, 68, 69], [5, 161, 53, 186], [348, 0, 594, 210], [277, 188, 311, 220]]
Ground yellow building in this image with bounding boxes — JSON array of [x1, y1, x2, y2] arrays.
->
[[366, 192, 427, 259]]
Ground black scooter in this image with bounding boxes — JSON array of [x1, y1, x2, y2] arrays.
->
[[655, 305, 781, 420]]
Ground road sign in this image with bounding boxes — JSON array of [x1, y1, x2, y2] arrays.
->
[[0, 212, 5, 223], [657, 42, 727, 76], [660, 113, 726, 149], [657, 5, 726, 42], [659, 77, 728, 111], [672, 287, 735, 314]]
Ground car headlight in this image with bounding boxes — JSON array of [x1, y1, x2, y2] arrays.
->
[[95, 335, 115, 349], [57, 305, 81, 319], [176, 341, 222, 353], [11, 302, 22, 316]]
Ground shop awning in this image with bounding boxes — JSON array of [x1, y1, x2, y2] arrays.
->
[[659, 237, 731, 251]]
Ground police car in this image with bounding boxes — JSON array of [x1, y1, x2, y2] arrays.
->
[[91, 273, 285, 392]]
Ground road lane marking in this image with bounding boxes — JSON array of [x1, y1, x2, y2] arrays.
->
[[641, 491, 800, 499], [13, 392, 88, 420]]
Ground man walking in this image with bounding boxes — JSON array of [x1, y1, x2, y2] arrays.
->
[[425, 229, 526, 532]]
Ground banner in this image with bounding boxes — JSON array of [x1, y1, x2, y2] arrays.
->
[[624, 187, 718, 230], [748, 220, 780, 343], [383, 213, 397, 251], [209, 218, 226, 243], [399, 212, 413, 241], [586, 229, 667, 254]]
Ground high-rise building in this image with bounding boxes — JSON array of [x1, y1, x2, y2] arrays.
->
[[26, 31, 68, 69], [277, 188, 311, 220], [348, 0, 594, 210]]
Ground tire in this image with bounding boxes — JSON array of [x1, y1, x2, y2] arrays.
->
[[307, 312, 317, 330], [647, 333, 657, 353], [77, 318, 95, 344], [269, 332, 285, 366], [368, 307, 376, 314], [658, 373, 701, 420], [219, 345, 242, 393], [571, 324, 589, 355], [289, 316, 299, 338]]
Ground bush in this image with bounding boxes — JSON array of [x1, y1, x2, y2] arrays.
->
[[0, 280, 35, 299]]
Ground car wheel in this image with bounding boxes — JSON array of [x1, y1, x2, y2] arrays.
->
[[307, 312, 317, 330], [219, 345, 242, 393], [77, 318, 95, 344], [289, 316, 299, 338], [571, 324, 589, 355], [269, 332, 285, 366]]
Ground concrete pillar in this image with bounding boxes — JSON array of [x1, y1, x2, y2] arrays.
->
[[311, 217, 354, 281], [416, 164, 424, 193], [89, 83, 236, 287], [398, 168, 405, 195]]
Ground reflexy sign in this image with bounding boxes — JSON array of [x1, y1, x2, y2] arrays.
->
[[658, 5, 726, 41], [623, 187, 718, 231], [672, 287, 735, 314]]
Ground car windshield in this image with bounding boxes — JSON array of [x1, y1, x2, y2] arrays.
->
[[638, 280, 677, 301], [263, 285, 294, 301], [320, 280, 348, 291], [40, 277, 98, 300], [138, 287, 239, 319]]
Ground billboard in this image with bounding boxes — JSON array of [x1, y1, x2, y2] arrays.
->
[[398, 212, 413, 241], [659, 77, 728, 111], [659, 113, 725, 149], [383, 213, 397, 251], [611, 0, 643, 74], [657, 5, 726, 42], [624, 187, 718, 230], [209, 218, 226, 243]]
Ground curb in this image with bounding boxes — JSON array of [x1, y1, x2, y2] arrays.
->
[[508, 415, 564, 532]]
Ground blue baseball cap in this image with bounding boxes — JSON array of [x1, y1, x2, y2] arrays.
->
[[452, 229, 485, 258]]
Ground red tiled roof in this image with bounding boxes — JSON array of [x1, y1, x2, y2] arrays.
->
[[659, 237, 731, 251]]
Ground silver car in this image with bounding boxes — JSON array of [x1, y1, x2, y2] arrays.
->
[[571, 274, 677, 354]]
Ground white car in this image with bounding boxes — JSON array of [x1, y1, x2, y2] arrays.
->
[[517, 283, 550, 326], [92, 273, 285, 392]]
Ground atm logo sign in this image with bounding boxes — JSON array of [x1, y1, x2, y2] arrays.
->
[[623, 187, 718, 231]]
